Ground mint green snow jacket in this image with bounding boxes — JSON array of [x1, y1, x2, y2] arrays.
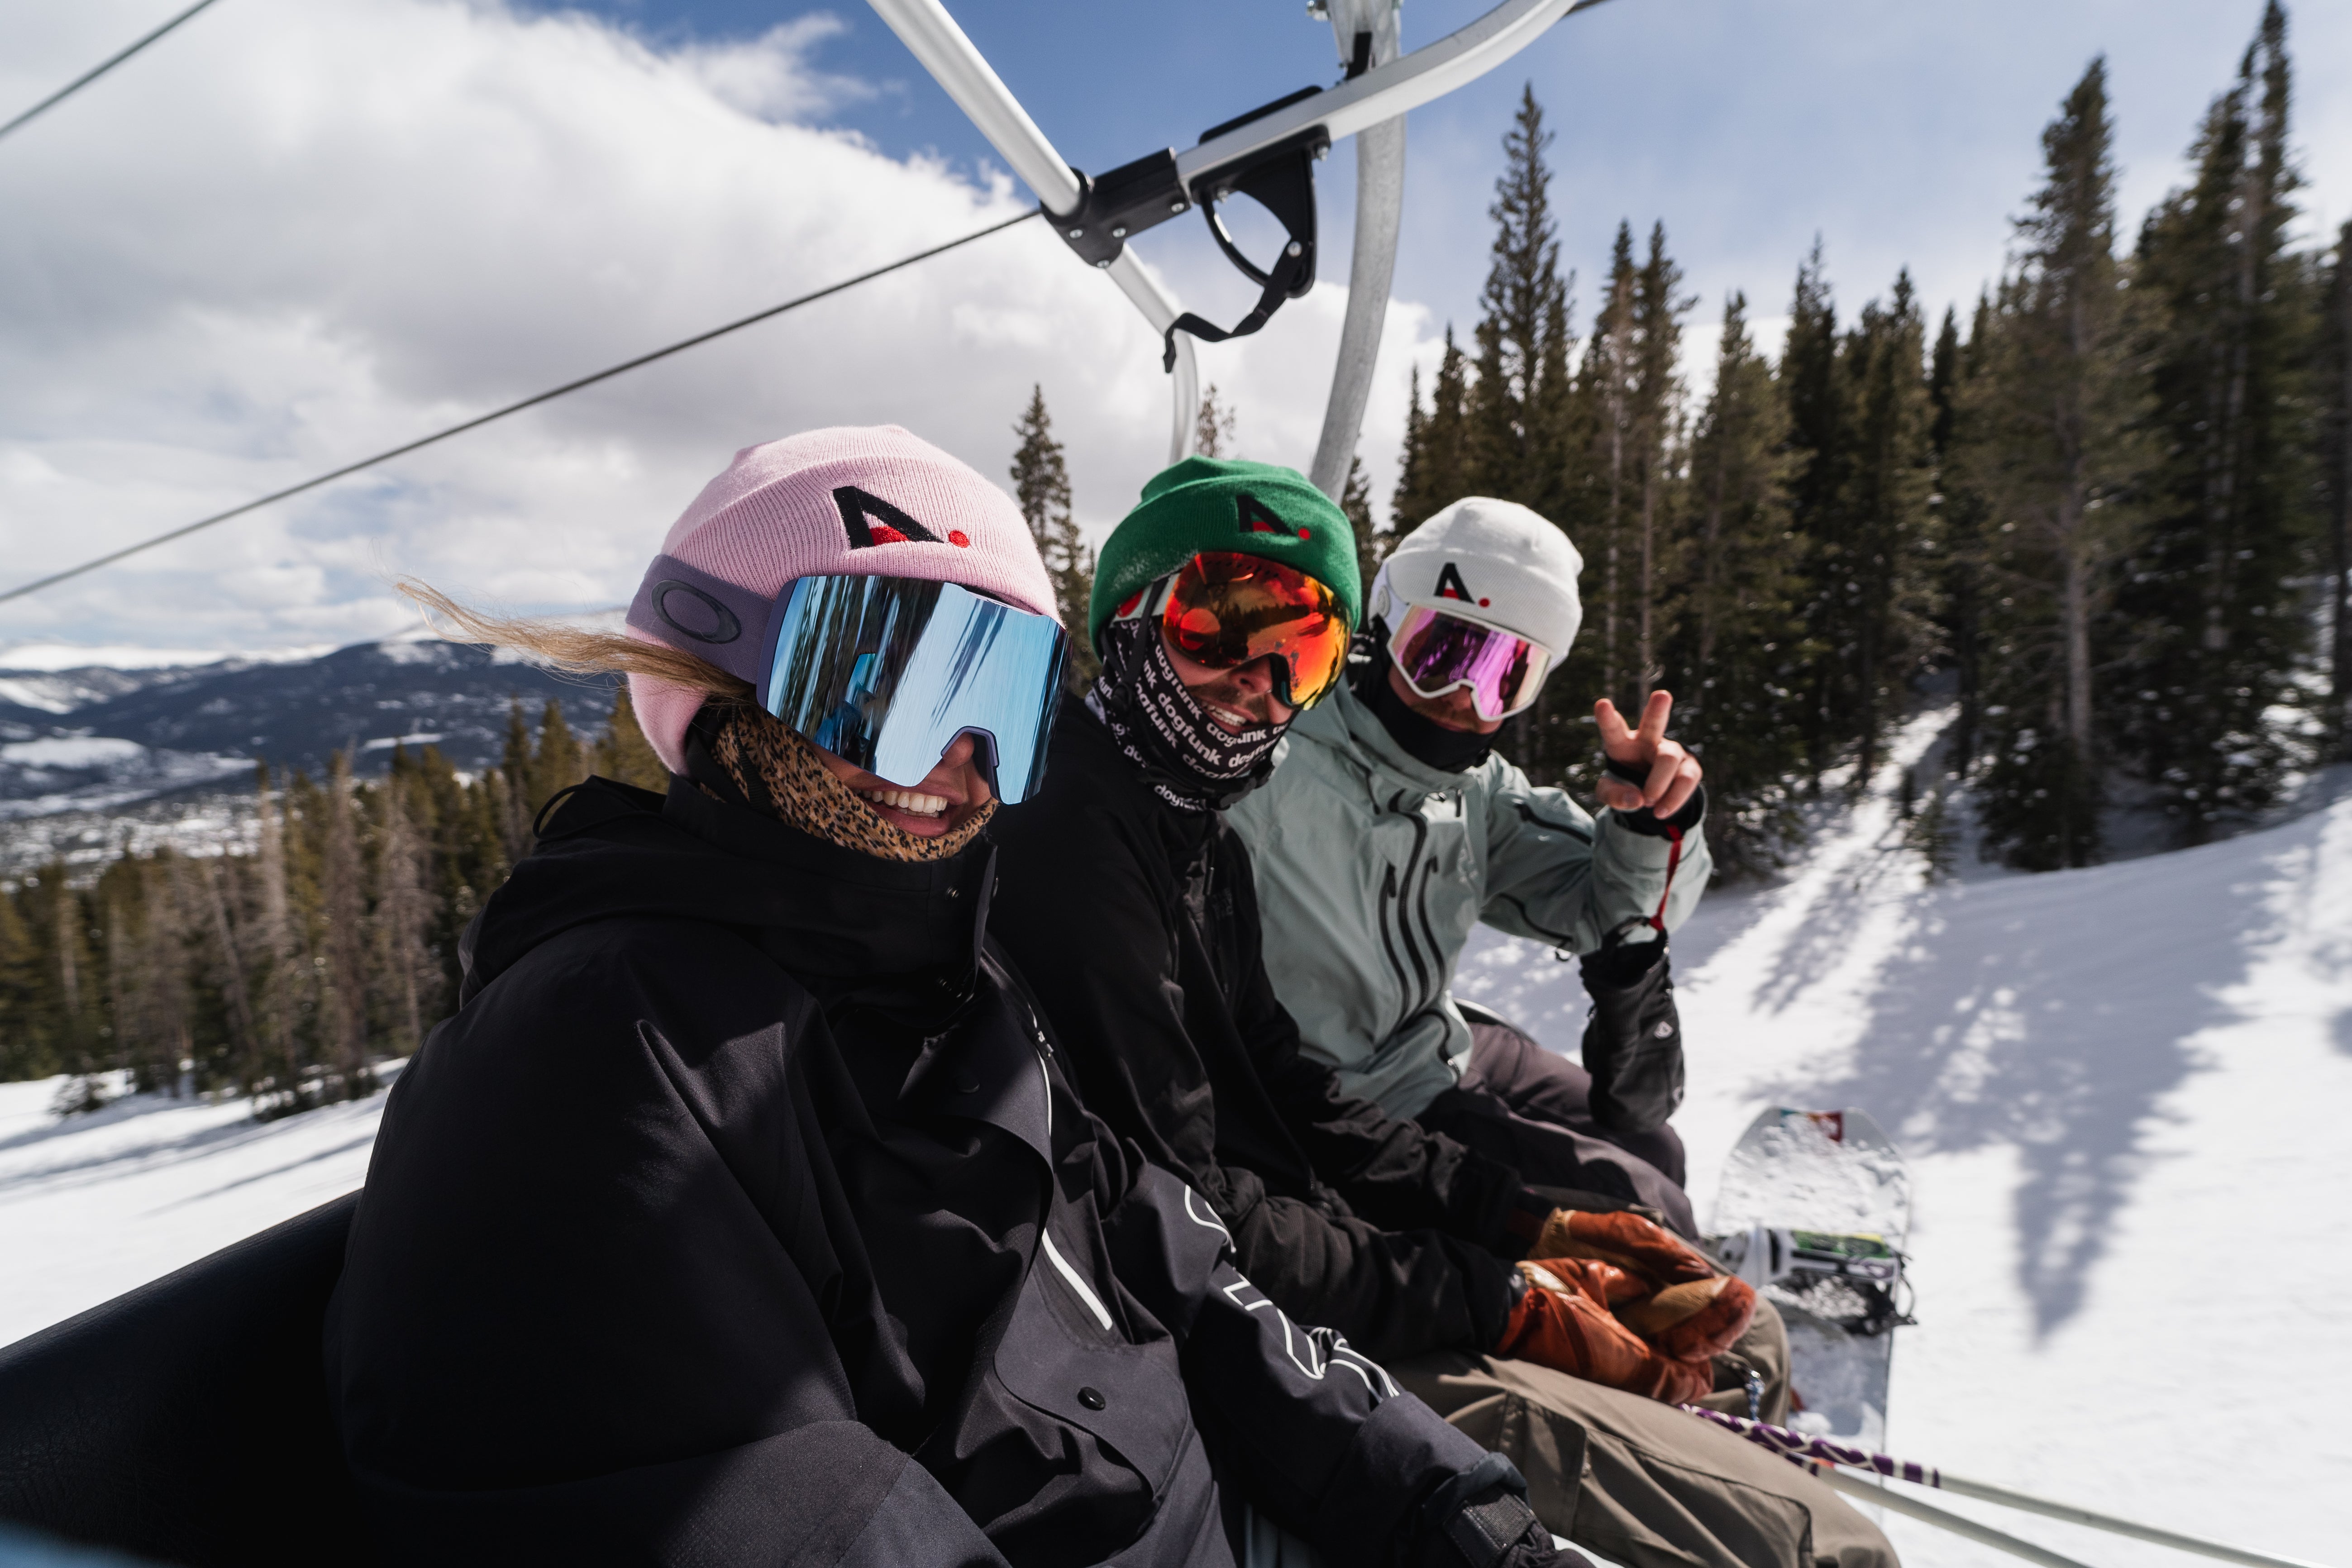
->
[[1225, 681, 1712, 1121]]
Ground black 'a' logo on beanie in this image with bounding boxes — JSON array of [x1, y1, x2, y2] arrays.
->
[[835, 486, 950, 548], [1237, 491, 1307, 540]]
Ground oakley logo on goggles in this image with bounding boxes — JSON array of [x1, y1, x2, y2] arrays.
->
[[1390, 603, 1552, 721], [628, 554, 1068, 805], [1155, 552, 1350, 710]]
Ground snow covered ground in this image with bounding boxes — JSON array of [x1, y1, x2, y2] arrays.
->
[[0, 1068, 396, 1349], [3, 715, 2347, 1566]]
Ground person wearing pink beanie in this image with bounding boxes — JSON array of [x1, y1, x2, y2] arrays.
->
[[343, 426, 1574, 1568]]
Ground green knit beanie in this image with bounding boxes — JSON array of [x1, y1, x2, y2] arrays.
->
[[1088, 457, 1360, 648]]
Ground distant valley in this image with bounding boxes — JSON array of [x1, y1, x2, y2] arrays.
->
[[0, 639, 618, 873]]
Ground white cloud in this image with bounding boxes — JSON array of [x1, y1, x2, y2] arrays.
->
[[0, 0, 1442, 657], [673, 14, 873, 124]]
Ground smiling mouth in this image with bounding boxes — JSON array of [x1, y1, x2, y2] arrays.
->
[[858, 786, 950, 818], [1203, 702, 1256, 732]]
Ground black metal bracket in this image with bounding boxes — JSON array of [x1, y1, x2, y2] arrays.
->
[[1162, 87, 1328, 369], [1050, 149, 1188, 269], [1048, 86, 1331, 374]]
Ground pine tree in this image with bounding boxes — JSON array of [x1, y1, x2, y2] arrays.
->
[[1391, 336, 1475, 531], [249, 764, 304, 1111], [320, 751, 373, 1101], [2319, 218, 2352, 758], [1009, 385, 1097, 681], [1960, 58, 2150, 868], [1341, 453, 1391, 589], [190, 851, 258, 1087], [1630, 222, 1691, 699], [0, 879, 50, 1081], [1825, 270, 1939, 791], [1929, 300, 1993, 775], [1780, 241, 1848, 780], [496, 698, 534, 860], [372, 761, 434, 1056], [1669, 291, 1807, 875], [1581, 225, 1641, 709], [30, 863, 105, 1110], [591, 686, 669, 791], [1194, 386, 1238, 458], [95, 854, 193, 1094], [2110, 1, 2312, 839], [526, 697, 582, 828], [1468, 85, 1574, 519]]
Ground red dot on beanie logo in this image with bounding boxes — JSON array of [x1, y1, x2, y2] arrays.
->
[[948, 530, 970, 548], [1296, 527, 1311, 540], [1480, 598, 1490, 607]]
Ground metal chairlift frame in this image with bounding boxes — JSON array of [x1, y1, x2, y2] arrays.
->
[[864, 0, 1603, 496]]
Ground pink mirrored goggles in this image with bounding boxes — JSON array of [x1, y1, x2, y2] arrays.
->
[[1390, 604, 1553, 721]]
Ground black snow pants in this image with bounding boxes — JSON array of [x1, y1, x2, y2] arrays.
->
[[1417, 1017, 1694, 1238]]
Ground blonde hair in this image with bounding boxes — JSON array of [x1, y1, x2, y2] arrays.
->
[[396, 578, 754, 705]]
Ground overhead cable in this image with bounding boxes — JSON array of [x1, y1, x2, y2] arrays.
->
[[0, 0, 227, 144], [0, 207, 1039, 606]]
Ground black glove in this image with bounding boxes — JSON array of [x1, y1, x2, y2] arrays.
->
[[1417, 1454, 1596, 1568], [1578, 931, 1684, 1135], [1601, 753, 1705, 836]]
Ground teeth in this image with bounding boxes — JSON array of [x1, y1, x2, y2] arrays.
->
[[859, 787, 949, 817], [1207, 705, 1253, 728]]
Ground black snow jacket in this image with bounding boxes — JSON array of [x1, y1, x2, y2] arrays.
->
[[323, 776, 1524, 1568], [991, 699, 1526, 1363]]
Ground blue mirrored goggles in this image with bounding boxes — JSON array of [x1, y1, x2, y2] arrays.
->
[[627, 557, 1069, 805]]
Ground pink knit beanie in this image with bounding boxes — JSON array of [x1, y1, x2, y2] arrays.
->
[[624, 426, 1056, 773]]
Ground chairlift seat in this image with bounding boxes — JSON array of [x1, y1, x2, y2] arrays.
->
[[0, 1193, 370, 1568]]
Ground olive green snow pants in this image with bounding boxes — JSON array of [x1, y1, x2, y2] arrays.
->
[[1389, 1344, 1898, 1568]]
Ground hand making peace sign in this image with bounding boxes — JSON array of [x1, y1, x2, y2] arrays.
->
[[1594, 690, 1703, 820]]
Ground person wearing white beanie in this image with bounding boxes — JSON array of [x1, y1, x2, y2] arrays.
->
[[1228, 496, 1710, 1218]]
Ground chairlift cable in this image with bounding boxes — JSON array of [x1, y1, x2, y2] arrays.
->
[[0, 207, 1038, 606], [0, 0, 227, 144]]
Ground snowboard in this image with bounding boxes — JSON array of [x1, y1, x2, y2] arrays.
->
[[1707, 1107, 1913, 1450]]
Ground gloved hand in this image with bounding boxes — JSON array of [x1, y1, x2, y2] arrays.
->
[[1494, 1260, 1716, 1405], [1418, 1455, 1597, 1568], [1528, 1208, 1756, 1362]]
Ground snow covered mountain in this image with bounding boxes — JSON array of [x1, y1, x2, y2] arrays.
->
[[0, 636, 620, 846], [3, 720, 2345, 1566]]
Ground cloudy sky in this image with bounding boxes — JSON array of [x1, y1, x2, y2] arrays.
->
[[1, 0, 2346, 662]]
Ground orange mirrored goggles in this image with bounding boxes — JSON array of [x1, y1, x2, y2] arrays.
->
[[1162, 552, 1350, 709]]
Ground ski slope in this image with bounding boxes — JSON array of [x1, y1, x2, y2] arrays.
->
[[4, 715, 2348, 1566]]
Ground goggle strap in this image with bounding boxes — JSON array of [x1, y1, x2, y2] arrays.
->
[[625, 553, 776, 689], [1112, 573, 1179, 624]]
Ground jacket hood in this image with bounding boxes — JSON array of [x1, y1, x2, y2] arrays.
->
[[458, 777, 994, 1025]]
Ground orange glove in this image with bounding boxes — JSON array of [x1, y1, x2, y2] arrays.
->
[[1496, 1261, 1715, 1405], [1529, 1207, 1756, 1359], [1530, 1209, 1716, 1288]]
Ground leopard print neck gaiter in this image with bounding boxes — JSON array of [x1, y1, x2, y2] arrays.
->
[[708, 707, 994, 863]]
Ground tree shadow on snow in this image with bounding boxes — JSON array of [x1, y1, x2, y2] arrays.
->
[[1783, 833, 2293, 1339]]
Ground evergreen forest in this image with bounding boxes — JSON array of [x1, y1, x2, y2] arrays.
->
[[1373, 5, 2349, 879]]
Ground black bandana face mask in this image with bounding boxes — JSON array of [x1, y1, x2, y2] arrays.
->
[[1358, 656, 1496, 772], [1088, 615, 1287, 812]]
